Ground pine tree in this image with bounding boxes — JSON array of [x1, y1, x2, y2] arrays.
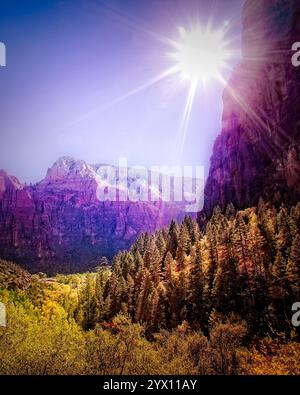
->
[[175, 222, 190, 271], [178, 222, 192, 255], [187, 243, 204, 323], [133, 250, 144, 276], [268, 251, 288, 333], [248, 211, 266, 267], [126, 274, 135, 315], [134, 268, 153, 323], [108, 261, 127, 317], [232, 212, 255, 314], [270, 251, 287, 300], [95, 268, 107, 320], [144, 238, 161, 285], [258, 202, 277, 260], [203, 229, 218, 289], [182, 216, 200, 244], [247, 211, 269, 309], [212, 257, 239, 313], [170, 270, 188, 327], [132, 234, 145, 255], [161, 251, 174, 326], [119, 251, 135, 279], [168, 220, 179, 258], [210, 206, 223, 226], [156, 282, 168, 329], [232, 213, 249, 269], [205, 222, 220, 269], [162, 251, 173, 281], [286, 235, 300, 299], [276, 205, 292, 253], [288, 207, 298, 238], [225, 203, 236, 220], [156, 231, 167, 256], [79, 274, 98, 330], [148, 287, 160, 332]]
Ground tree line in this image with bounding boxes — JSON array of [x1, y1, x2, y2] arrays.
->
[[76, 200, 300, 338]]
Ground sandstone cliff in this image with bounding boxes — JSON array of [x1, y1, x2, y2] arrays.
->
[[203, 0, 300, 215], [0, 157, 191, 273]]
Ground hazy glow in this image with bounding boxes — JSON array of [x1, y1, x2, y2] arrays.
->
[[166, 24, 233, 160], [61, 23, 233, 163], [170, 26, 230, 84]]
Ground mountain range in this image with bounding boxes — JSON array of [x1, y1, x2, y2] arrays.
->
[[0, 157, 196, 273]]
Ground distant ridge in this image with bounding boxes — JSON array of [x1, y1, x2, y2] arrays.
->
[[0, 157, 195, 274]]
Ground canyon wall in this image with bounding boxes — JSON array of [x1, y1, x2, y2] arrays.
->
[[203, 0, 300, 215], [0, 157, 191, 273]]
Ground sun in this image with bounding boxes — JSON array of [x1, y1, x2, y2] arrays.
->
[[165, 24, 232, 159], [170, 26, 230, 84], [68, 21, 233, 162]]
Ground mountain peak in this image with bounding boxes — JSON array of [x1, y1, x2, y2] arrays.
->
[[44, 156, 96, 181]]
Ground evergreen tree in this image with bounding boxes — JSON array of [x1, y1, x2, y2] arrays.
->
[[95, 268, 107, 320], [148, 287, 160, 332], [134, 268, 153, 323], [187, 243, 204, 324], [133, 250, 144, 276], [144, 238, 161, 285], [108, 262, 127, 317], [225, 203, 236, 220], [168, 220, 179, 258], [232, 212, 255, 310], [276, 205, 292, 253], [212, 258, 239, 313], [270, 251, 287, 301], [286, 235, 300, 299], [156, 231, 167, 256], [79, 274, 98, 330], [162, 251, 173, 282]]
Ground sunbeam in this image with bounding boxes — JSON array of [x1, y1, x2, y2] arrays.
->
[[60, 66, 178, 132], [217, 73, 291, 161], [169, 23, 233, 160], [175, 79, 198, 161]]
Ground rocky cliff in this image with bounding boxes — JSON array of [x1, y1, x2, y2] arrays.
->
[[203, 0, 300, 215], [0, 157, 193, 273]]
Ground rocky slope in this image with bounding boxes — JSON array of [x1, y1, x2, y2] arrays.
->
[[203, 0, 300, 215], [0, 157, 194, 273]]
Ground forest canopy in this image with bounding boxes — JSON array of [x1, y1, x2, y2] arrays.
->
[[0, 200, 300, 375]]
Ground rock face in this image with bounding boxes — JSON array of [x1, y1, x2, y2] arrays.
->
[[203, 0, 300, 215], [0, 157, 193, 274]]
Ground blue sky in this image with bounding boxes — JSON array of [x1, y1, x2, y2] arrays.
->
[[0, 0, 244, 183]]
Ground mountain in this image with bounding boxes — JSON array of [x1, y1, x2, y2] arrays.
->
[[203, 0, 300, 216], [0, 157, 197, 274]]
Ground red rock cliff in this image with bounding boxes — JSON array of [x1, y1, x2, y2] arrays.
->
[[0, 157, 190, 273], [203, 0, 300, 215]]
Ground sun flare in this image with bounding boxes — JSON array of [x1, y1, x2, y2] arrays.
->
[[66, 21, 233, 162], [170, 26, 230, 84], [166, 24, 232, 159]]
